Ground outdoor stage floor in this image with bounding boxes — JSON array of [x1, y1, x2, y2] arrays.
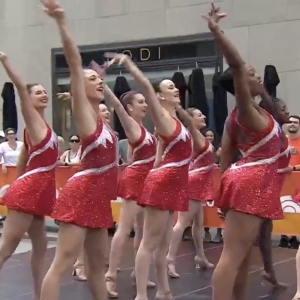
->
[[0, 239, 297, 300]]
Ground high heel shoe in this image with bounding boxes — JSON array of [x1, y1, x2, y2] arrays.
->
[[155, 291, 175, 300], [105, 276, 118, 298], [166, 261, 180, 278], [194, 256, 214, 270], [105, 263, 121, 272], [130, 271, 156, 288], [72, 267, 87, 281], [261, 271, 287, 288]]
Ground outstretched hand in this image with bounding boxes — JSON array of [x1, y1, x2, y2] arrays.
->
[[104, 52, 130, 67], [202, 2, 226, 31], [56, 92, 71, 100], [0, 52, 7, 62], [40, 0, 65, 20]]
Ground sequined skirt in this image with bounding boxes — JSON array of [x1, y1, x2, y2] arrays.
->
[[188, 170, 214, 201], [117, 165, 150, 201], [216, 165, 284, 220], [1, 173, 56, 216], [52, 172, 114, 228], [138, 165, 189, 211]]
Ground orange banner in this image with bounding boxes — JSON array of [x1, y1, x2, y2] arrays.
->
[[0, 167, 299, 235]]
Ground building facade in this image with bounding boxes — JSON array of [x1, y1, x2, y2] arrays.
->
[[0, 0, 299, 139]]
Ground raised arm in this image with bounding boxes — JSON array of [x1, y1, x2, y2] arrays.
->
[[41, 0, 96, 138], [105, 53, 174, 137], [202, 3, 267, 131], [0, 53, 47, 145], [104, 86, 141, 143], [175, 106, 206, 150]]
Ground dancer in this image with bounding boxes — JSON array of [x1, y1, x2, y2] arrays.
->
[[0, 52, 58, 300], [166, 107, 214, 278], [203, 3, 282, 300], [104, 88, 157, 298], [106, 53, 192, 300], [220, 71, 291, 288], [257, 96, 291, 288], [57, 92, 119, 281], [39, 2, 117, 300]]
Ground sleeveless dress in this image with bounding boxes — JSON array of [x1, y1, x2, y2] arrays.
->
[[189, 139, 215, 201], [2, 126, 58, 216], [117, 126, 156, 201], [274, 134, 291, 199], [216, 107, 282, 219], [52, 118, 118, 228], [138, 118, 192, 211]]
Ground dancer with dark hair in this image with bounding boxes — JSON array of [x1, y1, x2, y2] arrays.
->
[[106, 52, 192, 300], [166, 107, 214, 278], [0, 52, 57, 300], [104, 88, 157, 298], [203, 3, 282, 300], [257, 96, 291, 288]]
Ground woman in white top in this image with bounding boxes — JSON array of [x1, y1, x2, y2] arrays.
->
[[59, 135, 81, 166], [0, 128, 23, 173]]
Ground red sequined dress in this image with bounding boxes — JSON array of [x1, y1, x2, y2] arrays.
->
[[2, 126, 58, 216], [138, 118, 192, 211], [216, 107, 283, 219], [52, 118, 117, 228], [118, 126, 156, 201], [189, 139, 215, 201], [274, 134, 291, 199]]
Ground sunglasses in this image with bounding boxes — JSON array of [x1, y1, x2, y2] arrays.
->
[[70, 139, 80, 143]]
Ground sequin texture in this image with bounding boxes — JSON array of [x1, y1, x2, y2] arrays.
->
[[118, 126, 156, 201], [52, 119, 117, 228], [189, 139, 215, 201], [2, 126, 58, 216], [216, 108, 283, 220], [138, 118, 192, 211]]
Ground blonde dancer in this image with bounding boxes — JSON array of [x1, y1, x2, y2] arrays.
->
[[166, 107, 214, 278]]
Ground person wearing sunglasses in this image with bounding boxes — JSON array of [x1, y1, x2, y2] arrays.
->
[[59, 135, 81, 166]]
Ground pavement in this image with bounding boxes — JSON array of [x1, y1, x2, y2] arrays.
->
[[0, 229, 298, 300]]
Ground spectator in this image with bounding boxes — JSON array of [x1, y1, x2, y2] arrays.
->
[[118, 139, 128, 164], [0, 128, 23, 173], [279, 115, 300, 248], [60, 135, 81, 166]]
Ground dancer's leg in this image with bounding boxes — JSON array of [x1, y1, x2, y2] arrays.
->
[[166, 200, 198, 277], [192, 203, 214, 269], [40, 223, 86, 300], [258, 219, 284, 287], [135, 206, 171, 300], [73, 246, 87, 281], [84, 228, 108, 300], [0, 209, 33, 269], [232, 247, 252, 300], [211, 210, 262, 300], [154, 213, 174, 299], [133, 209, 144, 256], [131, 209, 156, 288], [106, 199, 139, 297], [27, 216, 48, 300]]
